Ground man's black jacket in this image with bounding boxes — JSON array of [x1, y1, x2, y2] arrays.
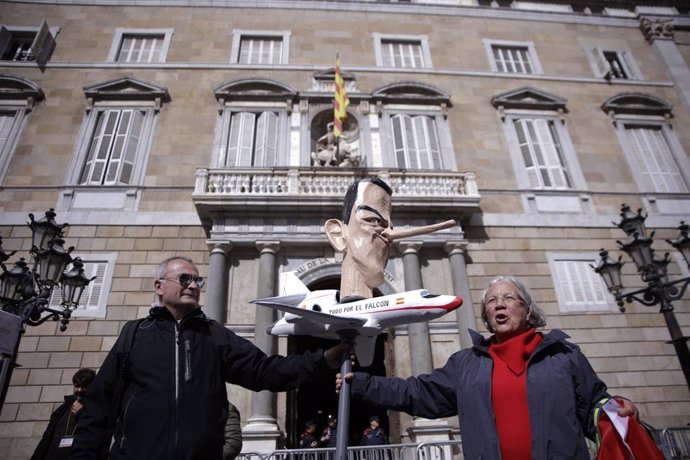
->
[[71, 306, 331, 460]]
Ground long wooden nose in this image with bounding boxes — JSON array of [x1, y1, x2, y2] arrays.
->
[[383, 219, 456, 241]]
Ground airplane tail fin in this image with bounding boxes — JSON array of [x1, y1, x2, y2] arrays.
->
[[279, 271, 310, 296], [355, 336, 378, 367]]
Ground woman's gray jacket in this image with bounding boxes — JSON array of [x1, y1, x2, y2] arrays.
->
[[351, 329, 610, 460]]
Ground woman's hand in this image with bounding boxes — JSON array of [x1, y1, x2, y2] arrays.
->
[[335, 372, 354, 393], [616, 398, 639, 419]]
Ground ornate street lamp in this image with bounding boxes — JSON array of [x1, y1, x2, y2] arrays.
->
[[0, 209, 95, 411], [593, 204, 690, 390]]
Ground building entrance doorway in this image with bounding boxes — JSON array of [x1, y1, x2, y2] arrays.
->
[[284, 277, 391, 448]]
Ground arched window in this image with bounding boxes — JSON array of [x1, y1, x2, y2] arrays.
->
[[492, 86, 589, 213], [602, 93, 689, 213], [0, 75, 43, 184], [371, 81, 456, 171], [213, 78, 296, 167], [60, 77, 169, 211]]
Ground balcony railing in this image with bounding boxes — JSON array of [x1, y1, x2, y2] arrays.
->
[[194, 168, 479, 200]]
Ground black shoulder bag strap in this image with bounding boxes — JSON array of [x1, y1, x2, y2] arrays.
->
[[112, 318, 146, 421]]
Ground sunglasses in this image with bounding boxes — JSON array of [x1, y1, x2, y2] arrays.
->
[[160, 273, 205, 288]]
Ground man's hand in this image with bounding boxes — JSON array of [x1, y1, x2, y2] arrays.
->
[[335, 372, 354, 394], [324, 343, 355, 369], [71, 400, 84, 415]]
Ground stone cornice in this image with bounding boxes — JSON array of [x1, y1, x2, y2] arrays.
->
[[5, 0, 687, 28]]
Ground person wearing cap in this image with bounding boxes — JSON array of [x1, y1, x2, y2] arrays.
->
[[360, 416, 387, 446], [319, 416, 338, 447], [299, 420, 319, 449]]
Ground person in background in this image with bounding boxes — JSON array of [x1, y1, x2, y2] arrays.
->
[[299, 420, 319, 449], [338, 275, 640, 460], [360, 416, 387, 446], [223, 401, 242, 460], [31, 368, 96, 460], [319, 415, 337, 447]]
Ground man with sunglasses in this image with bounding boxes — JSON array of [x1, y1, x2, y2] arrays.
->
[[72, 256, 345, 460]]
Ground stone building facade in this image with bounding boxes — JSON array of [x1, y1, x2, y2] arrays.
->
[[0, 0, 689, 458]]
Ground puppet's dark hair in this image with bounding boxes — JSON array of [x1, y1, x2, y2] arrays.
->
[[342, 178, 393, 224]]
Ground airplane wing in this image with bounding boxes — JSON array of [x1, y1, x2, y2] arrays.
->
[[251, 298, 367, 327], [250, 293, 308, 309]]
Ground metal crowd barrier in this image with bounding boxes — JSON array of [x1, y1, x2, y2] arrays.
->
[[415, 440, 463, 460], [263, 443, 421, 460], [238, 430, 690, 460], [658, 427, 690, 460]]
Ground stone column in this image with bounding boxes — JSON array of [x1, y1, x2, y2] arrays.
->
[[397, 241, 451, 443], [204, 242, 232, 324], [398, 241, 432, 375], [640, 17, 690, 114], [444, 241, 477, 350], [243, 241, 282, 452]]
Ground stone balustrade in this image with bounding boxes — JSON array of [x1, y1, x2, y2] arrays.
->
[[194, 168, 480, 199]]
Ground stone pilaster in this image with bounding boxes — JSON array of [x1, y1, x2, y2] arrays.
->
[[204, 241, 232, 324], [444, 241, 476, 350], [243, 241, 282, 452], [640, 17, 690, 116], [397, 241, 452, 442]]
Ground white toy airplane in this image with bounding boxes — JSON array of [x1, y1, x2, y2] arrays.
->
[[251, 272, 463, 366]]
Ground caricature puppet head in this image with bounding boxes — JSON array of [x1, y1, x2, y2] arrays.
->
[[325, 177, 393, 298]]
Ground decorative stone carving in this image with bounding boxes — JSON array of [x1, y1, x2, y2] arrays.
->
[[310, 111, 361, 168], [640, 17, 674, 43]]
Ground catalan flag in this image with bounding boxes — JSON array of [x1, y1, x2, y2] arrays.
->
[[333, 52, 350, 137]]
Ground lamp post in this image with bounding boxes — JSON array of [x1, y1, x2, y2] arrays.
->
[[0, 209, 95, 412], [592, 204, 690, 390]]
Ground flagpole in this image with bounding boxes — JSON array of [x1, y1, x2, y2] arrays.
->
[[335, 331, 355, 460]]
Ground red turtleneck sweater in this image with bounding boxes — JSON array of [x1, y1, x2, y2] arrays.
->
[[488, 328, 543, 460]]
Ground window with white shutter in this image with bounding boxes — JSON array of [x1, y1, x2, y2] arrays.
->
[[231, 30, 290, 65], [239, 36, 283, 64], [492, 87, 589, 213], [374, 33, 432, 69], [213, 79, 293, 168], [0, 76, 42, 183], [381, 39, 424, 68], [391, 114, 443, 169], [117, 34, 165, 63], [374, 81, 456, 171], [547, 253, 616, 313], [514, 118, 571, 190], [625, 125, 688, 193], [48, 253, 116, 318], [79, 109, 145, 185], [60, 77, 167, 211], [0, 21, 57, 65], [108, 28, 173, 63], [602, 94, 690, 208], [226, 111, 278, 167], [484, 39, 543, 75], [590, 47, 641, 80]]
